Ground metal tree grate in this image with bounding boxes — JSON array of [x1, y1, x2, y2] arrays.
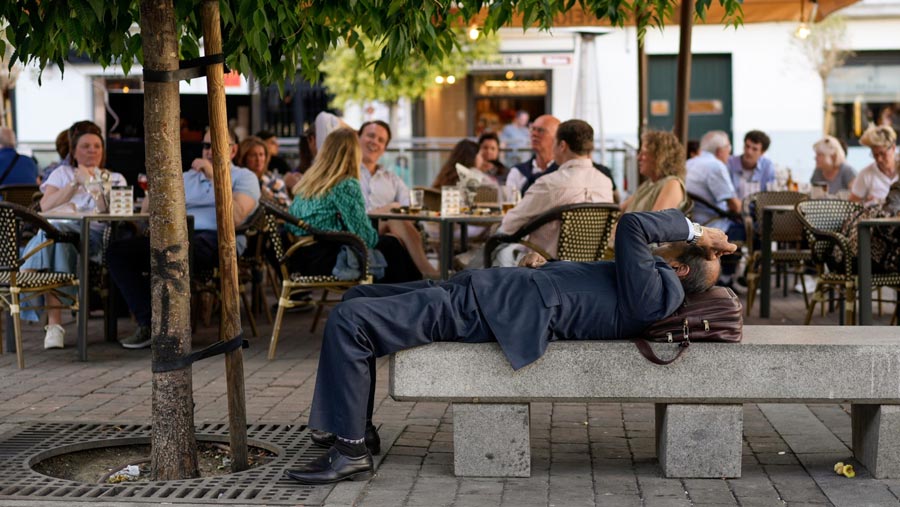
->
[[0, 421, 338, 505]]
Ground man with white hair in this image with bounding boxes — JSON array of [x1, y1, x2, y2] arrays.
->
[[0, 127, 39, 186], [685, 130, 744, 287]]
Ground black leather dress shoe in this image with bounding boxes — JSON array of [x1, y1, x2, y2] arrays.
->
[[284, 447, 374, 485], [310, 425, 381, 455]]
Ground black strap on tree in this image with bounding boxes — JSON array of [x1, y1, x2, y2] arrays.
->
[[0, 153, 22, 186], [152, 333, 249, 373], [142, 54, 228, 83]]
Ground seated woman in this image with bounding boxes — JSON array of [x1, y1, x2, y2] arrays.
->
[[22, 120, 126, 349], [810, 135, 855, 194], [432, 139, 483, 189], [431, 139, 492, 242], [238, 136, 289, 206], [621, 130, 688, 213], [851, 125, 899, 205], [288, 128, 420, 283], [477, 132, 507, 185]]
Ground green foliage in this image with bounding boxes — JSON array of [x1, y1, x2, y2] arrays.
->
[[0, 0, 744, 89], [321, 30, 498, 109]]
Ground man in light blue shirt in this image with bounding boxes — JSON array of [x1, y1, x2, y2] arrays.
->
[[0, 127, 38, 187], [686, 130, 745, 286], [726, 130, 775, 199], [107, 127, 260, 348]]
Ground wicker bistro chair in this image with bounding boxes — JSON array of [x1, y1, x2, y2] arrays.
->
[[0, 184, 41, 208], [259, 199, 372, 360], [473, 185, 499, 207], [0, 202, 80, 369], [484, 202, 620, 266], [189, 206, 265, 338], [794, 199, 900, 325], [743, 191, 811, 314]]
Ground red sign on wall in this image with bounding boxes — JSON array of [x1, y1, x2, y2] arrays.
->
[[224, 71, 241, 87]]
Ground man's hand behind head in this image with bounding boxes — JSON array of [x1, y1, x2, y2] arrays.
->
[[696, 226, 737, 260], [519, 252, 548, 269]]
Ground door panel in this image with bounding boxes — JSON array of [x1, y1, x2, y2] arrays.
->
[[648, 54, 732, 141]]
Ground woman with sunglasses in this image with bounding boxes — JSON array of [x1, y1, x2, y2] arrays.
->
[[851, 125, 899, 205], [22, 120, 126, 350]]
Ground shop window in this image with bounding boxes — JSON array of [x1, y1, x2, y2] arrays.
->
[[469, 70, 551, 136], [826, 51, 900, 146]]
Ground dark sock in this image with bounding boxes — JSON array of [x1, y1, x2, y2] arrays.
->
[[334, 438, 367, 457]]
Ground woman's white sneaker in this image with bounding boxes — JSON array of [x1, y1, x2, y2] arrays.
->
[[44, 324, 65, 349]]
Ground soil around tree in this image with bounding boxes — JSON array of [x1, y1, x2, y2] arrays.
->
[[33, 441, 276, 484]]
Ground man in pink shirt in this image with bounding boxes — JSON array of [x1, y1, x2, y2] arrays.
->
[[492, 119, 614, 266]]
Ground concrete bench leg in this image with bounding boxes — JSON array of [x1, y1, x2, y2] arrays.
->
[[655, 403, 743, 478], [852, 404, 900, 479], [452, 403, 530, 477]]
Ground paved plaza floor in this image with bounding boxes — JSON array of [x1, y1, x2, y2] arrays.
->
[[0, 281, 898, 507]]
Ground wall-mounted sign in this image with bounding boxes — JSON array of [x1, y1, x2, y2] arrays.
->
[[471, 53, 573, 70], [542, 55, 572, 66], [650, 100, 670, 116], [688, 99, 724, 115]]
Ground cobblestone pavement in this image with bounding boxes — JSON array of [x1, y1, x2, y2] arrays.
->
[[0, 285, 897, 507]]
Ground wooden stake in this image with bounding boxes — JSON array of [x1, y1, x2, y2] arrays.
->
[[674, 0, 694, 146], [200, 0, 249, 472]]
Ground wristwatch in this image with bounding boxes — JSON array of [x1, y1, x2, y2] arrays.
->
[[687, 222, 703, 245]]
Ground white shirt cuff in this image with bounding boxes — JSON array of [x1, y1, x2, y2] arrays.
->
[[685, 217, 695, 242]]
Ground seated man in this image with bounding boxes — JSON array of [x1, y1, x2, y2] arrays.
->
[[492, 119, 613, 266], [686, 130, 745, 287], [0, 127, 39, 185], [107, 127, 260, 348], [285, 209, 736, 484]]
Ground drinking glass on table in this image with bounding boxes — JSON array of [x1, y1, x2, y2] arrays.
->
[[500, 184, 520, 214], [409, 189, 424, 213]]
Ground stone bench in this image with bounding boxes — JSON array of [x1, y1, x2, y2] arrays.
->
[[389, 326, 900, 479]]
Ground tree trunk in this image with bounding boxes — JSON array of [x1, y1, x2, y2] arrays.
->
[[200, 0, 249, 472], [140, 0, 199, 480]]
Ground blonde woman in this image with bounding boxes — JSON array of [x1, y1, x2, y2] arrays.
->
[[852, 125, 899, 204], [810, 135, 855, 194], [288, 128, 420, 282], [620, 130, 688, 212]]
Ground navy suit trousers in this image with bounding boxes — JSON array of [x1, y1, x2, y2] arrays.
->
[[308, 277, 495, 440]]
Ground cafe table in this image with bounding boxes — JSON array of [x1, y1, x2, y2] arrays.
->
[[758, 204, 797, 318], [368, 211, 504, 280], [34, 211, 193, 361], [856, 216, 900, 325]]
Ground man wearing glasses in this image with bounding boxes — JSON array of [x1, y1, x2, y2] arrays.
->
[[505, 115, 560, 192], [107, 127, 260, 349]]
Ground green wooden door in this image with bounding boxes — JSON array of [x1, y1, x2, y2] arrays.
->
[[648, 54, 732, 141]]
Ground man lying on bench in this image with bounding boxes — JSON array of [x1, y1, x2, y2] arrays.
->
[[285, 209, 737, 485]]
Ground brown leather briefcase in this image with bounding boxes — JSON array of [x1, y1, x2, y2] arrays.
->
[[634, 286, 743, 365]]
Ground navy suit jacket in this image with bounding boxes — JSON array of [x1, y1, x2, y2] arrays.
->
[[465, 209, 689, 370]]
